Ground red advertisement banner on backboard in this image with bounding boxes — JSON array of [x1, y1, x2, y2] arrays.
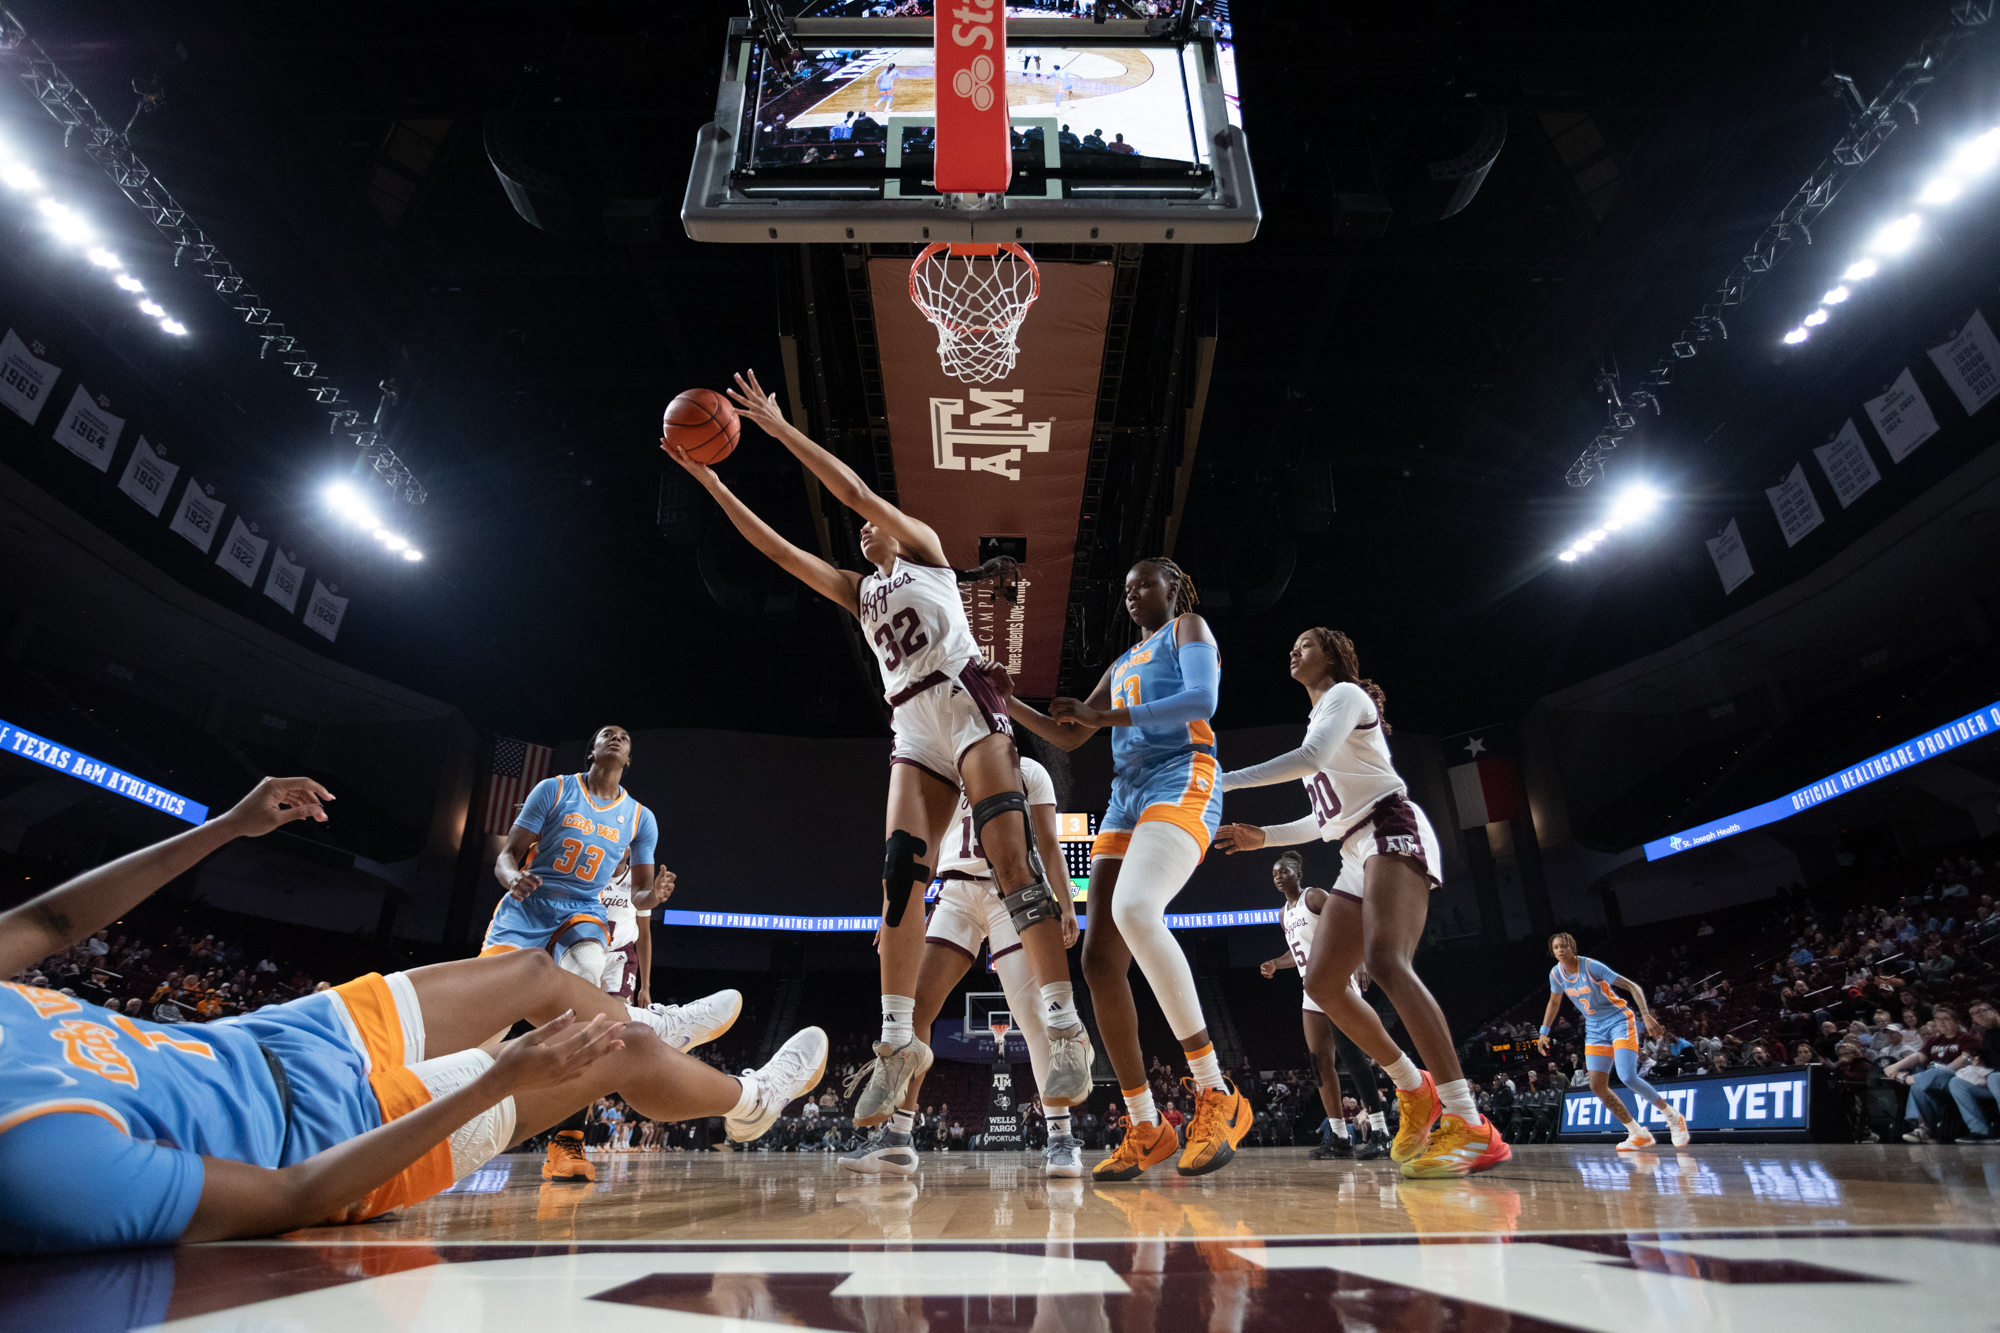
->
[[870, 256, 1113, 696], [934, 0, 1009, 192]]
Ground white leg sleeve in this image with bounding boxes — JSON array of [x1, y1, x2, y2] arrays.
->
[[557, 939, 607, 985], [996, 947, 1052, 1096], [1107, 821, 1208, 1041]]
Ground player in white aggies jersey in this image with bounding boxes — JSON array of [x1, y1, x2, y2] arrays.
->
[[840, 756, 1083, 1178], [668, 370, 1092, 1132], [1258, 850, 1390, 1161], [1216, 627, 1508, 1180]]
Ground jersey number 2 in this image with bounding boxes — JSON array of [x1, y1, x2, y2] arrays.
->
[[874, 607, 929, 671], [551, 839, 606, 882]]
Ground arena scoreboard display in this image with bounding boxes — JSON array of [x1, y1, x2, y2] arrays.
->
[[1058, 810, 1096, 898]]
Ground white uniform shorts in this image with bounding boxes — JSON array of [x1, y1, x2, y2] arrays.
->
[[599, 941, 640, 1002], [889, 663, 1012, 788], [1330, 793, 1442, 901], [925, 874, 1022, 962]]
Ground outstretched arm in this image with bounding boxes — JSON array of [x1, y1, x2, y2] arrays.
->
[[996, 663, 1112, 753], [0, 777, 333, 979], [725, 370, 948, 568], [1222, 681, 1369, 792], [1053, 616, 1218, 730], [1213, 813, 1320, 854], [664, 440, 863, 614]]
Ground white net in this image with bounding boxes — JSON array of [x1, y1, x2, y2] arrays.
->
[[908, 243, 1040, 384]]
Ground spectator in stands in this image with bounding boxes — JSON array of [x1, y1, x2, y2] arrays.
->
[[1948, 1000, 2000, 1144], [1057, 123, 1080, 149], [1083, 127, 1107, 150], [1108, 133, 1135, 155], [1890, 1006, 1979, 1143]]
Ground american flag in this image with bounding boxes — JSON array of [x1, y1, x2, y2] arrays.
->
[[481, 736, 553, 836]]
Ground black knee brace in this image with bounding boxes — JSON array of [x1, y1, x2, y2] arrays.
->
[[882, 829, 929, 928], [971, 788, 1029, 849]]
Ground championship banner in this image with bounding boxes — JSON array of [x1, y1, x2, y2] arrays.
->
[[1862, 367, 1940, 463], [215, 515, 270, 588], [117, 435, 179, 517], [52, 383, 124, 472], [169, 478, 224, 553], [264, 546, 306, 612], [0, 327, 60, 425], [1764, 462, 1824, 548], [1705, 518, 1753, 595], [305, 579, 349, 642], [870, 258, 1113, 696], [1812, 419, 1881, 508], [1927, 309, 2000, 418]]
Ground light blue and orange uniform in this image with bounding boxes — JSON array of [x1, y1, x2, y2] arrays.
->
[[484, 773, 658, 962], [1091, 616, 1223, 860], [1550, 957, 1641, 1073], [0, 972, 452, 1253]]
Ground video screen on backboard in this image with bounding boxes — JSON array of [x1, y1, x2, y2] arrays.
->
[[741, 41, 1212, 181]]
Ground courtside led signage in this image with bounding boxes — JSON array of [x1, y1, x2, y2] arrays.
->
[[0, 718, 208, 824], [1644, 698, 1999, 860]]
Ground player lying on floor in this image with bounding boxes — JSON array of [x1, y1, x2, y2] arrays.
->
[[0, 777, 828, 1255]]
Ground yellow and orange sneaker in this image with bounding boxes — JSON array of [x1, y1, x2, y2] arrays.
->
[[1399, 1114, 1511, 1179], [1390, 1071, 1442, 1164], [1093, 1117, 1181, 1182], [1177, 1079, 1253, 1177], [542, 1129, 596, 1182]]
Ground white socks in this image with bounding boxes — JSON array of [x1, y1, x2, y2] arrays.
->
[[1437, 1077, 1483, 1126], [1329, 1116, 1350, 1141], [1382, 1055, 1424, 1092], [891, 1108, 914, 1134], [1125, 1086, 1159, 1125], [727, 1075, 759, 1120], [1106, 822, 1209, 1040], [881, 994, 916, 1046], [1185, 1043, 1227, 1093], [626, 1003, 668, 1039], [1369, 1110, 1387, 1136], [1047, 1110, 1072, 1139], [1041, 981, 1080, 1032]]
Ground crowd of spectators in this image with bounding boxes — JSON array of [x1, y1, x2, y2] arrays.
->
[[11, 920, 338, 1025]]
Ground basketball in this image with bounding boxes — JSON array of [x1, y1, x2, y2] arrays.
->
[[663, 388, 739, 466]]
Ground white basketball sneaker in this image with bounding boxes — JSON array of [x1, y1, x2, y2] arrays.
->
[[726, 1027, 829, 1143], [638, 988, 742, 1053], [1665, 1107, 1691, 1148], [841, 1126, 919, 1177], [852, 1037, 933, 1126], [1615, 1122, 1657, 1153], [1043, 1027, 1095, 1105], [1044, 1133, 1084, 1178]]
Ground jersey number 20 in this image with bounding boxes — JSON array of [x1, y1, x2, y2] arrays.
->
[[1306, 772, 1342, 826]]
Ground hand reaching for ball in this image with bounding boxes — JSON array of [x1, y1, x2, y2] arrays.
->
[[725, 370, 787, 437]]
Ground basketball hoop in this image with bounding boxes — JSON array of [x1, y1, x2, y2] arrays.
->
[[987, 1020, 1013, 1048], [909, 242, 1039, 384]]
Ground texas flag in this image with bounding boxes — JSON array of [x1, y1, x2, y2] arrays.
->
[[1444, 725, 1523, 829]]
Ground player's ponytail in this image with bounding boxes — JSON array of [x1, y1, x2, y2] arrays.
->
[[1305, 627, 1390, 734], [956, 554, 1021, 603]]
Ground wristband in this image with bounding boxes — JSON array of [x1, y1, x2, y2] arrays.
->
[[1539, 1026, 1550, 1038]]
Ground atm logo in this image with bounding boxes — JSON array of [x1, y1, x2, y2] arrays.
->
[[931, 392, 1053, 482]]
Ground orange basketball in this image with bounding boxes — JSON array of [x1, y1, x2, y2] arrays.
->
[[663, 388, 739, 465]]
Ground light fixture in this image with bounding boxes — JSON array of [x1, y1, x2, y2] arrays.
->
[[1784, 327, 1810, 345], [1917, 176, 1963, 205], [1822, 285, 1850, 304], [1559, 481, 1667, 563], [159, 319, 186, 335], [1586, 528, 1607, 542], [114, 274, 143, 292], [401, 548, 422, 561], [0, 162, 40, 191], [86, 247, 120, 267], [1842, 258, 1879, 281], [36, 199, 93, 245], [1944, 127, 2000, 178], [1867, 213, 1922, 255], [137, 299, 164, 317], [1558, 550, 1578, 562], [1804, 309, 1829, 327]]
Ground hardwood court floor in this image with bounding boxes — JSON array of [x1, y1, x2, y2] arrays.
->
[[10, 1145, 2000, 1332]]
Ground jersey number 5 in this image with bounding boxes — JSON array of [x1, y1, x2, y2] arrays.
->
[[874, 607, 929, 671], [551, 838, 606, 882]]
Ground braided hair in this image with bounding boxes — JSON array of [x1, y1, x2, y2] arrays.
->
[[1135, 556, 1201, 618], [956, 554, 1021, 603], [1303, 627, 1390, 734], [1276, 850, 1305, 876]]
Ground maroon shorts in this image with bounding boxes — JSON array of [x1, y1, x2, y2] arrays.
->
[[601, 941, 641, 1002]]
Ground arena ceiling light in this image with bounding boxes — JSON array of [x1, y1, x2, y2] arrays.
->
[[324, 481, 423, 562], [0, 137, 191, 338], [1558, 483, 1664, 563], [1782, 125, 2000, 346]]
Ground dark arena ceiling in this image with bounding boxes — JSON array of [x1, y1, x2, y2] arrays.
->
[[4, 1, 1998, 743]]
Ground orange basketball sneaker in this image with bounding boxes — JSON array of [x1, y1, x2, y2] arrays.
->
[[1178, 1079, 1254, 1176], [1399, 1114, 1512, 1179], [1093, 1117, 1180, 1182], [542, 1128, 595, 1182], [1391, 1070, 1442, 1164]]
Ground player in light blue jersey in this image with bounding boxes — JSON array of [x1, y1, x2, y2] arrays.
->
[[1005, 557, 1253, 1181], [0, 777, 829, 1255], [1537, 932, 1689, 1151]]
